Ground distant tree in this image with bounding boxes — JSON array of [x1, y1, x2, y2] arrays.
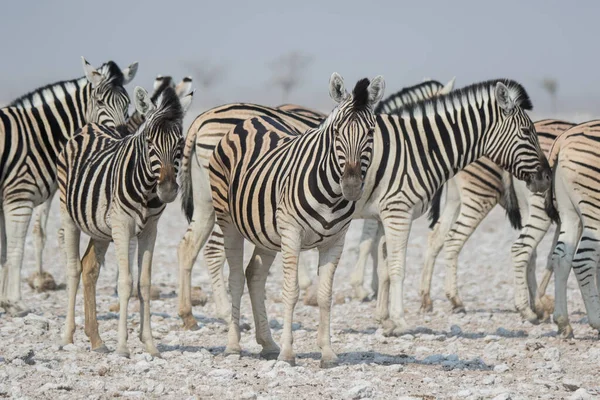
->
[[269, 51, 313, 103], [542, 78, 558, 115]]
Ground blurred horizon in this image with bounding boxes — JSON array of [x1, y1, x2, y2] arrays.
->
[[2, 0, 600, 123]]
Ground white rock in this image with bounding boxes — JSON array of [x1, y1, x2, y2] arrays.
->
[[492, 394, 512, 400], [569, 388, 592, 400], [457, 389, 472, 397], [154, 384, 165, 395], [23, 314, 50, 331], [494, 364, 510, 373], [241, 391, 258, 400], [484, 335, 501, 342], [543, 347, 560, 362], [62, 344, 78, 352], [346, 382, 373, 399], [208, 368, 236, 380]]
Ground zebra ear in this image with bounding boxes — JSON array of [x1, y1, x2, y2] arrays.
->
[[133, 86, 155, 116], [438, 77, 456, 95], [496, 82, 516, 113], [122, 62, 139, 85], [368, 75, 385, 107], [329, 73, 347, 103], [153, 75, 166, 91], [175, 77, 193, 97], [81, 57, 103, 88], [179, 90, 194, 113]]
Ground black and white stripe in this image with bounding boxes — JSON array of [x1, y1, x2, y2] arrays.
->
[[58, 85, 193, 356]]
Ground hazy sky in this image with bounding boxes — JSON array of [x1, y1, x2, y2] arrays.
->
[[2, 0, 600, 118]]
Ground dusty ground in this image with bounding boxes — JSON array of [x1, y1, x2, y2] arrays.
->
[[1, 200, 599, 400]]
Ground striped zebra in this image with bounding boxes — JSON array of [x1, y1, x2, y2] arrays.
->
[[544, 121, 600, 338], [0, 57, 137, 314], [177, 78, 455, 324], [179, 79, 550, 339], [348, 78, 457, 301], [418, 119, 573, 322], [204, 74, 384, 366], [28, 75, 192, 293], [58, 85, 193, 356]]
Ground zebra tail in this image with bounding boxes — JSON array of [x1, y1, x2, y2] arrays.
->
[[181, 126, 197, 223], [544, 163, 560, 224], [427, 187, 444, 229], [501, 173, 523, 230]]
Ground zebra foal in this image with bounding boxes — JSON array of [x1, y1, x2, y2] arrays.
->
[[58, 86, 193, 356], [202, 74, 384, 366], [0, 57, 137, 314]]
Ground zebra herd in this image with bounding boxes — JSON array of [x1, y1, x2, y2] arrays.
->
[[0, 56, 598, 368]]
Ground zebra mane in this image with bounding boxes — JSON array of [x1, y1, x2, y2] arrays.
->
[[374, 80, 443, 114], [351, 78, 371, 111], [151, 76, 175, 102], [153, 86, 185, 126], [9, 61, 125, 106], [397, 79, 533, 119]]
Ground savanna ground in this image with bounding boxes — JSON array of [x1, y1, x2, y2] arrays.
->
[[0, 198, 599, 400]]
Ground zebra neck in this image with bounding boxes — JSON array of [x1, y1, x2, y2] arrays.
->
[[127, 132, 156, 195], [315, 129, 344, 197]]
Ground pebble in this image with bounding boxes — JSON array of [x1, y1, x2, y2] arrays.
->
[[457, 389, 472, 397], [569, 388, 592, 400], [346, 382, 373, 399], [208, 368, 236, 380], [494, 364, 510, 373], [492, 394, 512, 400], [543, 347, 560, 362], [563, 378, 581, 392]]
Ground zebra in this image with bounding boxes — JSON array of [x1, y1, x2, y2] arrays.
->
[[179, 79, 550, 339], [199, 73, 384, 367], [177, 78, 455, 325], [0, 57, 137, 315], [28, 75, 193, 293], [418, 119, 574, 321], [544, 121, 600, 338], [58, 85, 193, 356]]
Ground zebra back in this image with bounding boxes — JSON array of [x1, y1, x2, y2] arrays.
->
[[374, 77, 455, 115]]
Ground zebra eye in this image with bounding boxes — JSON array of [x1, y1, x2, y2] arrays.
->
[[96, 99, 105, 106]]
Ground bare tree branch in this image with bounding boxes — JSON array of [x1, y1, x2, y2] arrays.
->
[[269, 51, 313, 103]]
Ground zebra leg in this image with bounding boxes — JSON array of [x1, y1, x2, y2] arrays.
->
[[534, 227, 559, 321], [526, 248, 539, 314], [316, 235, 345, 368], [0, 201, 34, 315], [278, 228, 302, 365], [511, 194, 552, 323], [60, 215, 82, 346], [375, 232, 389, 322], [223, 227, 246, 356], [0, 209, 6, 292], [297, 253, 312, 291], [370, 223, 382, 298], [245, 247, 279, 359], [81, 238, 109, 352], [350, 220, 378, 301], [571, 225, 600, 333], [113, 223, 134, 357], [551, 220, 580, 339], [32, 194, 54, 276], [177, 193, 216, 330], [444, 200, 495, 314], [380, 211, 412, 336], [203, 225, 232, 320], [137, 222, 160, 357]]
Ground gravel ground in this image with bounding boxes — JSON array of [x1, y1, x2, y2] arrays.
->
[[1, 199, 599, 400]]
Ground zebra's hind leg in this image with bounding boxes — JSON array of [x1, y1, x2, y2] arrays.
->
[[137, 221, 160, 357], [350, 220, 378, 301], [0, 201, 34, 316], [203, 225, 231, 321], [534, 227, 559, 321], [245, 247, 278, 359], [30, 195, 57, 292], [60, 213, 82, 346], [316, 234, 345, 368], [82, 238, 109, 353], [223, 226, 246, 356], [571, 224, 600, 333]]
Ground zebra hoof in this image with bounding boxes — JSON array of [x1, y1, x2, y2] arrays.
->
[[224, 345, 242, 357], [260, 349, 280, 360], [451, 305, 466, 314], [92, 344, 110, 354], [557, 325, 574, 340], [320, 357, 339, 369], [116, 350, 131, 358]]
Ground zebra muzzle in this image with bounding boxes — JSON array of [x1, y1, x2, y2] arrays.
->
[[157, 164, 179, 203], [341, 162, 364, 201], [525, 160, 551, 193]]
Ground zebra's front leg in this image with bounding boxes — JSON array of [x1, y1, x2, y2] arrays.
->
[[245, 247, 279, 359], [113, 221, 134, 357], [60, 214, 82, 346], [316, 235, 345, 368], [137, 221, 160, 357], [420, 221, 446, 314], [81, 238, 109, 352], [380, 211, 412, 336], [222, 226, 246, 356], [0, 201, 34, 315], [534, 227, 559, 321], [375, 232, 389, 322], [203, 225, 232, 320], [350, 220, 378, 301], [32, 194, 54, 275], [278, 228, 302, 365]]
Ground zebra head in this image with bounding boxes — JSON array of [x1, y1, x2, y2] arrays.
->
[[489, 81, 551, 193], [82, 57, 137, 128], [328, 73, 385, 201], [133, 85, 194, 203]]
